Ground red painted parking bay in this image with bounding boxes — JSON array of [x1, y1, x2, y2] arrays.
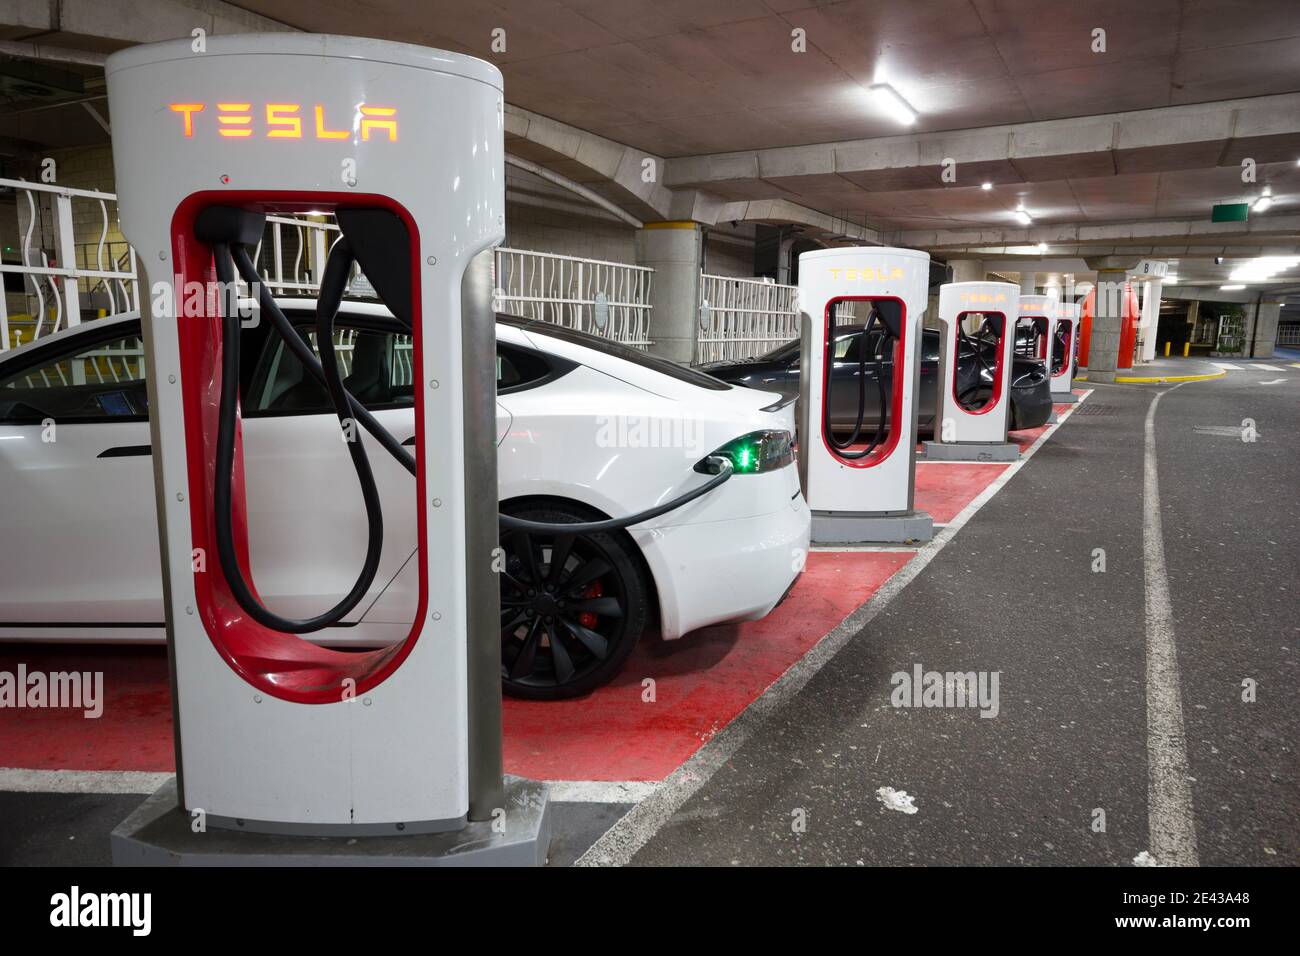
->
[[0, 552, 911, 782]]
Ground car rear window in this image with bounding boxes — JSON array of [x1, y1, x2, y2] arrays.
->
[[498, 315, 730, 391]]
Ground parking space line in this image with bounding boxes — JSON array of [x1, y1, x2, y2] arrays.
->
[[0, 768, 660, 806], [575, 391, 1092, 865], [1141, 386, 1200, 867], [1248, 363, 1284, 371], [0, 768, 172, 794]]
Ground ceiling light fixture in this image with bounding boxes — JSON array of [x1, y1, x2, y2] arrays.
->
[[1014, 204, 1032, 225], [868, 83, 918, 126], [1220, 284, 1245, 290], [1037, 242, 1047, 252], [1253, 186, 1273, 212], [981, 182, 993, 191], [1228, 255, 1300, 283]]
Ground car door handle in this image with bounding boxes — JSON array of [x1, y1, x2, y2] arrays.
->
[[98, 445, 151, 458]]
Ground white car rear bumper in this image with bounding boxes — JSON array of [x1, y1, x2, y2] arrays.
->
[[634, 470, 811, 640]]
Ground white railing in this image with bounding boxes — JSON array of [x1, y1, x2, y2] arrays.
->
[[696, 273, 799, 364], [493, 247, 653, 347], [1275, 324, 1300, 347], [1, 178, 140, 353]]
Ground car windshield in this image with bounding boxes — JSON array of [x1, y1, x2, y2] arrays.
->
[[497, 314, 730, 391]]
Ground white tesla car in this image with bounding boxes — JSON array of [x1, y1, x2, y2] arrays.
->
[[0, 302, 810, 698]]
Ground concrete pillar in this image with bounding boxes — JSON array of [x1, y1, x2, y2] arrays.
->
[[1138, 279, 1162, 362], [635, 221, 703, 365], [949, 259, 984, 284], [1248, 301, 1282, 358], [1020, 271, 1037, 294], [1084, 256, 1141, 383]]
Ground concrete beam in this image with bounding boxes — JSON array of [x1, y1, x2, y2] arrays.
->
[[505, 105, 674, 223], [665, 94, 1300, 194], [0, 0, 294, 42], [886, 214, 1300, 254]]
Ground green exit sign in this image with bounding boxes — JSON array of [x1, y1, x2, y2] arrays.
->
[[1211, 202, 1250, 222]]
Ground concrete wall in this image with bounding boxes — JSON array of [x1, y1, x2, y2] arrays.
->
[[504, 202, 637, 264]]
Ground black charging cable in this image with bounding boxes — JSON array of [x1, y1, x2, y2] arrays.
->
[[212, 238, 384, 633], [828, 307, 890, 460], [955, 316, 1000, 409], [201, 209, 736, 632]]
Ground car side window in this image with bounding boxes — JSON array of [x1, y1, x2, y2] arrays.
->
[[0, 332, 148, 423], [247, 326, 415, 414], [831, 329, 861, 362], [497, 342, 554, 394]]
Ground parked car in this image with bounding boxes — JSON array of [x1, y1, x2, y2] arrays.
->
[[699, 326, 1053, 432], [0, 303, 810, 700]]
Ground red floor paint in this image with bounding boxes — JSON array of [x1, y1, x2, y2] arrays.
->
[[503, 551, 911, 780], [914, 461, 1008, 523], [0, 552, 910, 782], [0, 646, 173, 772]]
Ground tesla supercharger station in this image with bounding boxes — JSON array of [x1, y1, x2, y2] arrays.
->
[[1049, 300, 1080, 402], [921, 281, 1020, 462], [105, 35, 550, 866], [1018, 293, 1056, 422], [796, 247, 933, 544]]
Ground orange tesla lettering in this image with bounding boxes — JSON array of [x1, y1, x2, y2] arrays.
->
[[359, 105, 398, 141], [315, 105, 349, 140], [217, 103, 252, 137], [266, 103, 302, 138], [169, 103, 204, 137]]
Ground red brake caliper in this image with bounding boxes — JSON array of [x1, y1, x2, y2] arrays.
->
[[579, 581, 602, 628]]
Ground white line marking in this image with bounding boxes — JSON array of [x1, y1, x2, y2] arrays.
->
[[0, 768, 660, 805], [0, 768, 172, 794], [546, 780, 658, 804], [1142, 386, 1200, 867], [1248, 363, 1284, 371], [811, 544, 921, 553], [1258, 378, 1286, 385], [575, 392, 1093, 866], [1210, 362, 1242, 370]]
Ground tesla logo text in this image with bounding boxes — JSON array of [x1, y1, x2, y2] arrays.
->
[[168, 103, 398, 141], [828, 266, 904, 282], [958, 292, 1007, 304]]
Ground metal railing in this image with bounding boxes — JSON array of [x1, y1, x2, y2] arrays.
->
[[493, 247, 653, 347], [696, 273, 799, 364], [1, 178, 140, 351], [1275, 323, 1300, 347]]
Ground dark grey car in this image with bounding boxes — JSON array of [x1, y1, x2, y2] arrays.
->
[[698, 326, 1053, 433]]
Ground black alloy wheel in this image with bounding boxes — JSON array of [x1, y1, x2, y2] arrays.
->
[[499, 502, 649, 700]]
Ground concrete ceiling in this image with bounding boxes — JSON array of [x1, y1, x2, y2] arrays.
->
[[2, 0, 1299, 293], [223, 0, 1300, 156]]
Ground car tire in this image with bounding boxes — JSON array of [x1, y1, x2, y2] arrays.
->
[[499, 501, 649, 701]]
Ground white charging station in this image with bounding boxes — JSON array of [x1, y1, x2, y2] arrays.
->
[[106, 34, 549, 866], [922, 281, 1020, 462], [1017, 294, 1056, 423], [797, 247, 933, 544], [1049, 299, 1080, 402]]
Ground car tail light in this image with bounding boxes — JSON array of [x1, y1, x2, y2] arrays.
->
[[695, 429, 795, 475]]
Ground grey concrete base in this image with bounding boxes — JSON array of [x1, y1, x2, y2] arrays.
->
[[1047, 411, 1060, 424], [813, 510, 934, 545], [1052, 391, 1081, 403], [921, 440, 1019, 462], [111, 776, 551, 867]]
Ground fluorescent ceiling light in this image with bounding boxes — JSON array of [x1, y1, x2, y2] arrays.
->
[[868, 84, 917, 125], [1163, 275, 1179, 284], [1253, 187, 1273, 212], [1014, 205, 1032, 225], [1228, 255, 1300, 282], [1220, 284, 1245, 290], [1037, 242, 1047, 252], [981, 182, 992, 191]]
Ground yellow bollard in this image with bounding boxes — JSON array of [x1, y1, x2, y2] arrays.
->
[[1163, 341, 1170, 357], [1182, 342, 1190, 358]]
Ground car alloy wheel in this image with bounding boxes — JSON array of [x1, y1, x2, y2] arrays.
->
[[499, 502, 648, 700]]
